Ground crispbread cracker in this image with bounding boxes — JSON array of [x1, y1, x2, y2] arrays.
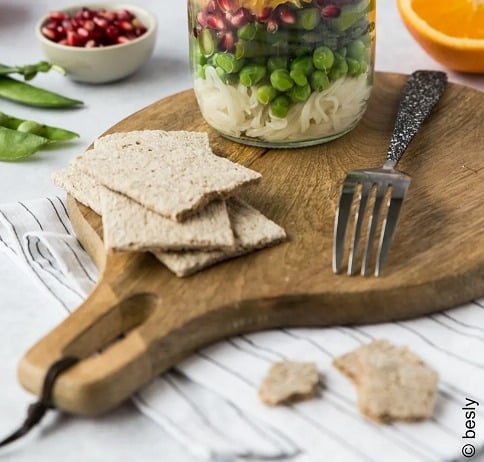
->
[[154, 198, 287, 277], [101, 188, 234, 251], [94, 130, 211, 153], [333, 340, 438, 423], [76, 132, 261, 221], [259, 361, 319, 406], [52, 163, 103, 216], [53, 161, 235, 251]]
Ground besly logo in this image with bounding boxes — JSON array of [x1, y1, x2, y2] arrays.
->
[[461, 397, 479, 458]]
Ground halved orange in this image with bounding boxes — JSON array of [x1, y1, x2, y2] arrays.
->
[[397, 0, 484, 73]]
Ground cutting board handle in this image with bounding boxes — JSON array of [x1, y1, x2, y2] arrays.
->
[[18, 276, 158, 415]]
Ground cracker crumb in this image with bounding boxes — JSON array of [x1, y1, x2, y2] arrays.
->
[[259, 361, 319, 406]]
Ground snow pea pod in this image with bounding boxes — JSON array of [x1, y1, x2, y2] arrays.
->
[[0, 76, 83, 108], [0, 61, 65, 81], [0, 127, 49, 161], [0, 112, 79, 141], [17, 120, 79, 141]]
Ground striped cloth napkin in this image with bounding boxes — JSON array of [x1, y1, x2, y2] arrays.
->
[[0, 196, 483, 462]]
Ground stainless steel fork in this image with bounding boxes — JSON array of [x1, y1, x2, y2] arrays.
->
[[333, 70, 447, 277]]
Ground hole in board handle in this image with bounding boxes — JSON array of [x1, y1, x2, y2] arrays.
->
[[62, 293, 158, 359]]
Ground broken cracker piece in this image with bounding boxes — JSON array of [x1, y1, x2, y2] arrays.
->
[[333, 340, 438, 423], [259, 361, 319, 406], [357, 342, 438, 423]]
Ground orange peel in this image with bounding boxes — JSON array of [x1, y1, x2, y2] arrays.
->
[[397, 0, 484, 73]]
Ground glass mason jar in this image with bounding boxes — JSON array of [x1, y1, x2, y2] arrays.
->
[[188, 0, 375, 148]]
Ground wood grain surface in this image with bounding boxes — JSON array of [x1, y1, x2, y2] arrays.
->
[[19, 72, 484, 415]]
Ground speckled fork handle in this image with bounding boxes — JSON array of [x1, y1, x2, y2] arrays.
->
[[333, 70, 448, 277], [385, 70, 448, 169]]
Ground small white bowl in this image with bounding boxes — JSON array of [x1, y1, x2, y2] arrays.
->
[[36, 3, 157, 84]]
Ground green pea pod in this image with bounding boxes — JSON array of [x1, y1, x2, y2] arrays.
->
[[0, 76, 83, 108], [0, 61, 66, 81], [0, 111, 20, 129], [17, 120, 79, 141], [0, 127, 49, 161], [0, 112, 79, 141]]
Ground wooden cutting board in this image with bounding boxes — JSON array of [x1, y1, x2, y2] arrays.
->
[[18, 72, 484, 416]]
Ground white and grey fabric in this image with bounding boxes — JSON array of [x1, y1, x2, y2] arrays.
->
[[0, 196, 483, 462]]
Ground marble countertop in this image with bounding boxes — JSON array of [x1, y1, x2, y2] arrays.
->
[[0, 1, 482, 461]]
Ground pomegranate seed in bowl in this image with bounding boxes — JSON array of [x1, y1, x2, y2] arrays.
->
[[41, 6, 147, 48], [35, 4, 157, 83]]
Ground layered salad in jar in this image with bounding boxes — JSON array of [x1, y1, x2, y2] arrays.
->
[[188, 0, 375, 147]]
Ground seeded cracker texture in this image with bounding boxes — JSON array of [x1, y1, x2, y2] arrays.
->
[[76, 131, 261, 221], [259, 362, 319, 406], [333, 340, 438, 423], [94, 130, 211, 153], [52, 162, 103, 216], [53, 161, 235, 251], [154, 198, 287, 277], [101, 188, 234, 251]]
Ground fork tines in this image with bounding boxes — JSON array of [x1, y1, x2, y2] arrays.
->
[[333, 169, 410, 277]]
